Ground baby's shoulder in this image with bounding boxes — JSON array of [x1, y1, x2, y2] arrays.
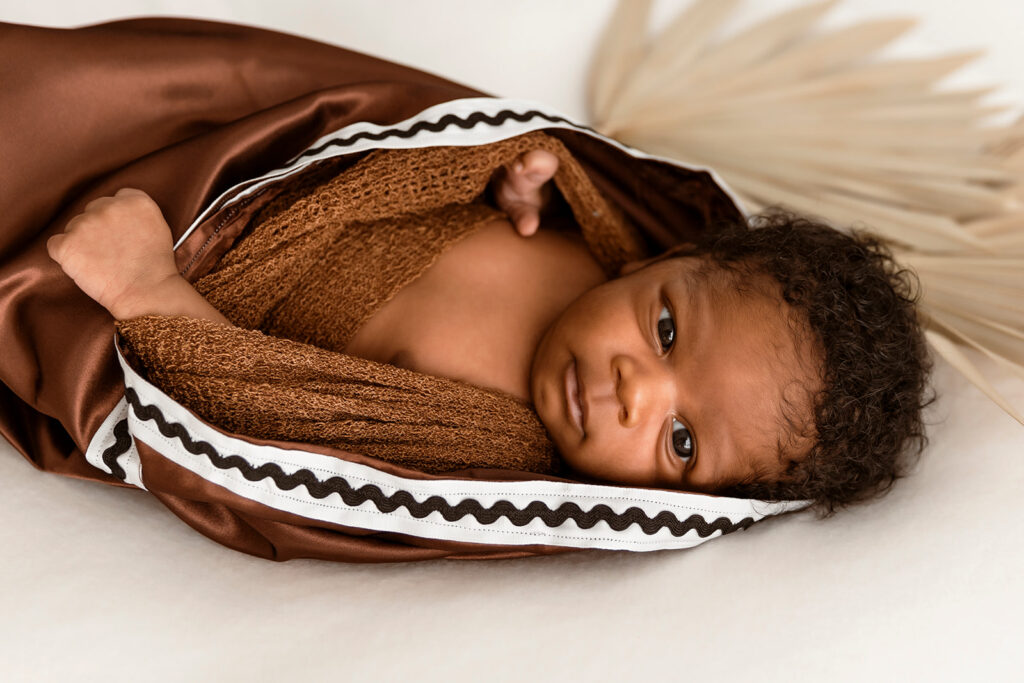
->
[[452, 214, 603, 285]]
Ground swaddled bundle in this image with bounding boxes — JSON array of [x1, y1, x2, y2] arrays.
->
[[114, 132, 646, 476], [3, 17, 798, 562]]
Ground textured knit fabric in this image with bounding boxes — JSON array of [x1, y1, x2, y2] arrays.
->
[[114, 132, 645, 475]]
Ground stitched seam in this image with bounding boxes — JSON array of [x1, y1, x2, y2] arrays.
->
[[131, 414, 713, 546]]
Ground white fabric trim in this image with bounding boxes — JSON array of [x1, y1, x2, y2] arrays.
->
[[115, 343, 808, 551], [84, 394, 146, 490], [173, 97, 747, 250]]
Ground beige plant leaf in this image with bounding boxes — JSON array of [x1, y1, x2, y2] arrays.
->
[[659, 0, 842, 93], [677, 18, 920, 102], [928, 313, 1024, 383], [638, 0, 742, 76], [966, 212, 1024, 242], [925, 330, 1023, 424], [624, 53, 990, 127], [587, 0, 652, 119], [601, 0, 742, 128], [926, 305, 1024, 365]]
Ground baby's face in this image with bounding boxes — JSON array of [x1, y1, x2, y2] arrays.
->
[[529, 255, 820, 493]]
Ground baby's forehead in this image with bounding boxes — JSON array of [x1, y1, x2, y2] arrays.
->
[[663, 254, 782, 300]]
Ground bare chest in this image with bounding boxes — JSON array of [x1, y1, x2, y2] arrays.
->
[[343, 217, 606, 401]]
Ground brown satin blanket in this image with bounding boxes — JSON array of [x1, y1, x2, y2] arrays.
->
[[0, 18, 744, 562]]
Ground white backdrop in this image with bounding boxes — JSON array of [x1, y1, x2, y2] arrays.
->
[[2, 2, 1023, 681]]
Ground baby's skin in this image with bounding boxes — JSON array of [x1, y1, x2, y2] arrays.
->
[[49, 150, 820, 494]]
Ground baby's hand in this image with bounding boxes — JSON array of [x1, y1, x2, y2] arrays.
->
[[47, 188, 181, 319], [491, 149, 559, 237]]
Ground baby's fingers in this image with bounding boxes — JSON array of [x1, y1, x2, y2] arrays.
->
[[505, 150, 559, 195], [505, 202, 541, 237], [46, 210, 88, 262], [45, 231, 66, 263], [520, 149, 559, 181], [496, 150, 559, 237]]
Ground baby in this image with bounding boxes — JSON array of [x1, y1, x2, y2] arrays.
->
[[47, 148, 932, 517]]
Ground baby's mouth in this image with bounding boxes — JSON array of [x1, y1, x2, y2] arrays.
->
[[564, 359, 585, 438]]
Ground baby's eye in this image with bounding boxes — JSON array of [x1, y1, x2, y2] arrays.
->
[[671, 419, 694, 462], [657, 304, 675, 352]]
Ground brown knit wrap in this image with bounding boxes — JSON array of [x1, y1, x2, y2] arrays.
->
[[115, 132, 645, 475]]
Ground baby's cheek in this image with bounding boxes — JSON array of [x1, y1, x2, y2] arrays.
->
[[554, 441, 589, 477], [560, 440, 623, 483], [570, 437, 666, 487]]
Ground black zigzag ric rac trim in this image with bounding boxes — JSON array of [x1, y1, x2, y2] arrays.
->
[[121, 387, 756, 539], [206, 109, 596, 232], [295, 109, 595, 162], [101, 416, 132, 481]]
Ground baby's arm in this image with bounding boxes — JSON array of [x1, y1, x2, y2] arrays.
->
[[47, 188, 232, 326]]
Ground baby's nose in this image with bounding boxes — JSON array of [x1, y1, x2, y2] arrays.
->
[[612, 354, 674, 428]]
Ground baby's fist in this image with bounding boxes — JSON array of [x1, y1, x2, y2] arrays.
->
[[47, 188, 181, 318], [492, 149, 559, 237]]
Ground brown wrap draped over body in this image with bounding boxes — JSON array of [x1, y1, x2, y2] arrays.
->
[[0, 18, 744, 562], [114, 131, 651, 479]]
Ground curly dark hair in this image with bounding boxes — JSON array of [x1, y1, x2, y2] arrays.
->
[[677, 208, 934, 518]]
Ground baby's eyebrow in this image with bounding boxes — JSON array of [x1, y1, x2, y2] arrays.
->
[[665, 272, 706, 352], [665, 263, 705, 313]]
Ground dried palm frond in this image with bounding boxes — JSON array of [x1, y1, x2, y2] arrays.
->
[[588, 0, 1024, 423]]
